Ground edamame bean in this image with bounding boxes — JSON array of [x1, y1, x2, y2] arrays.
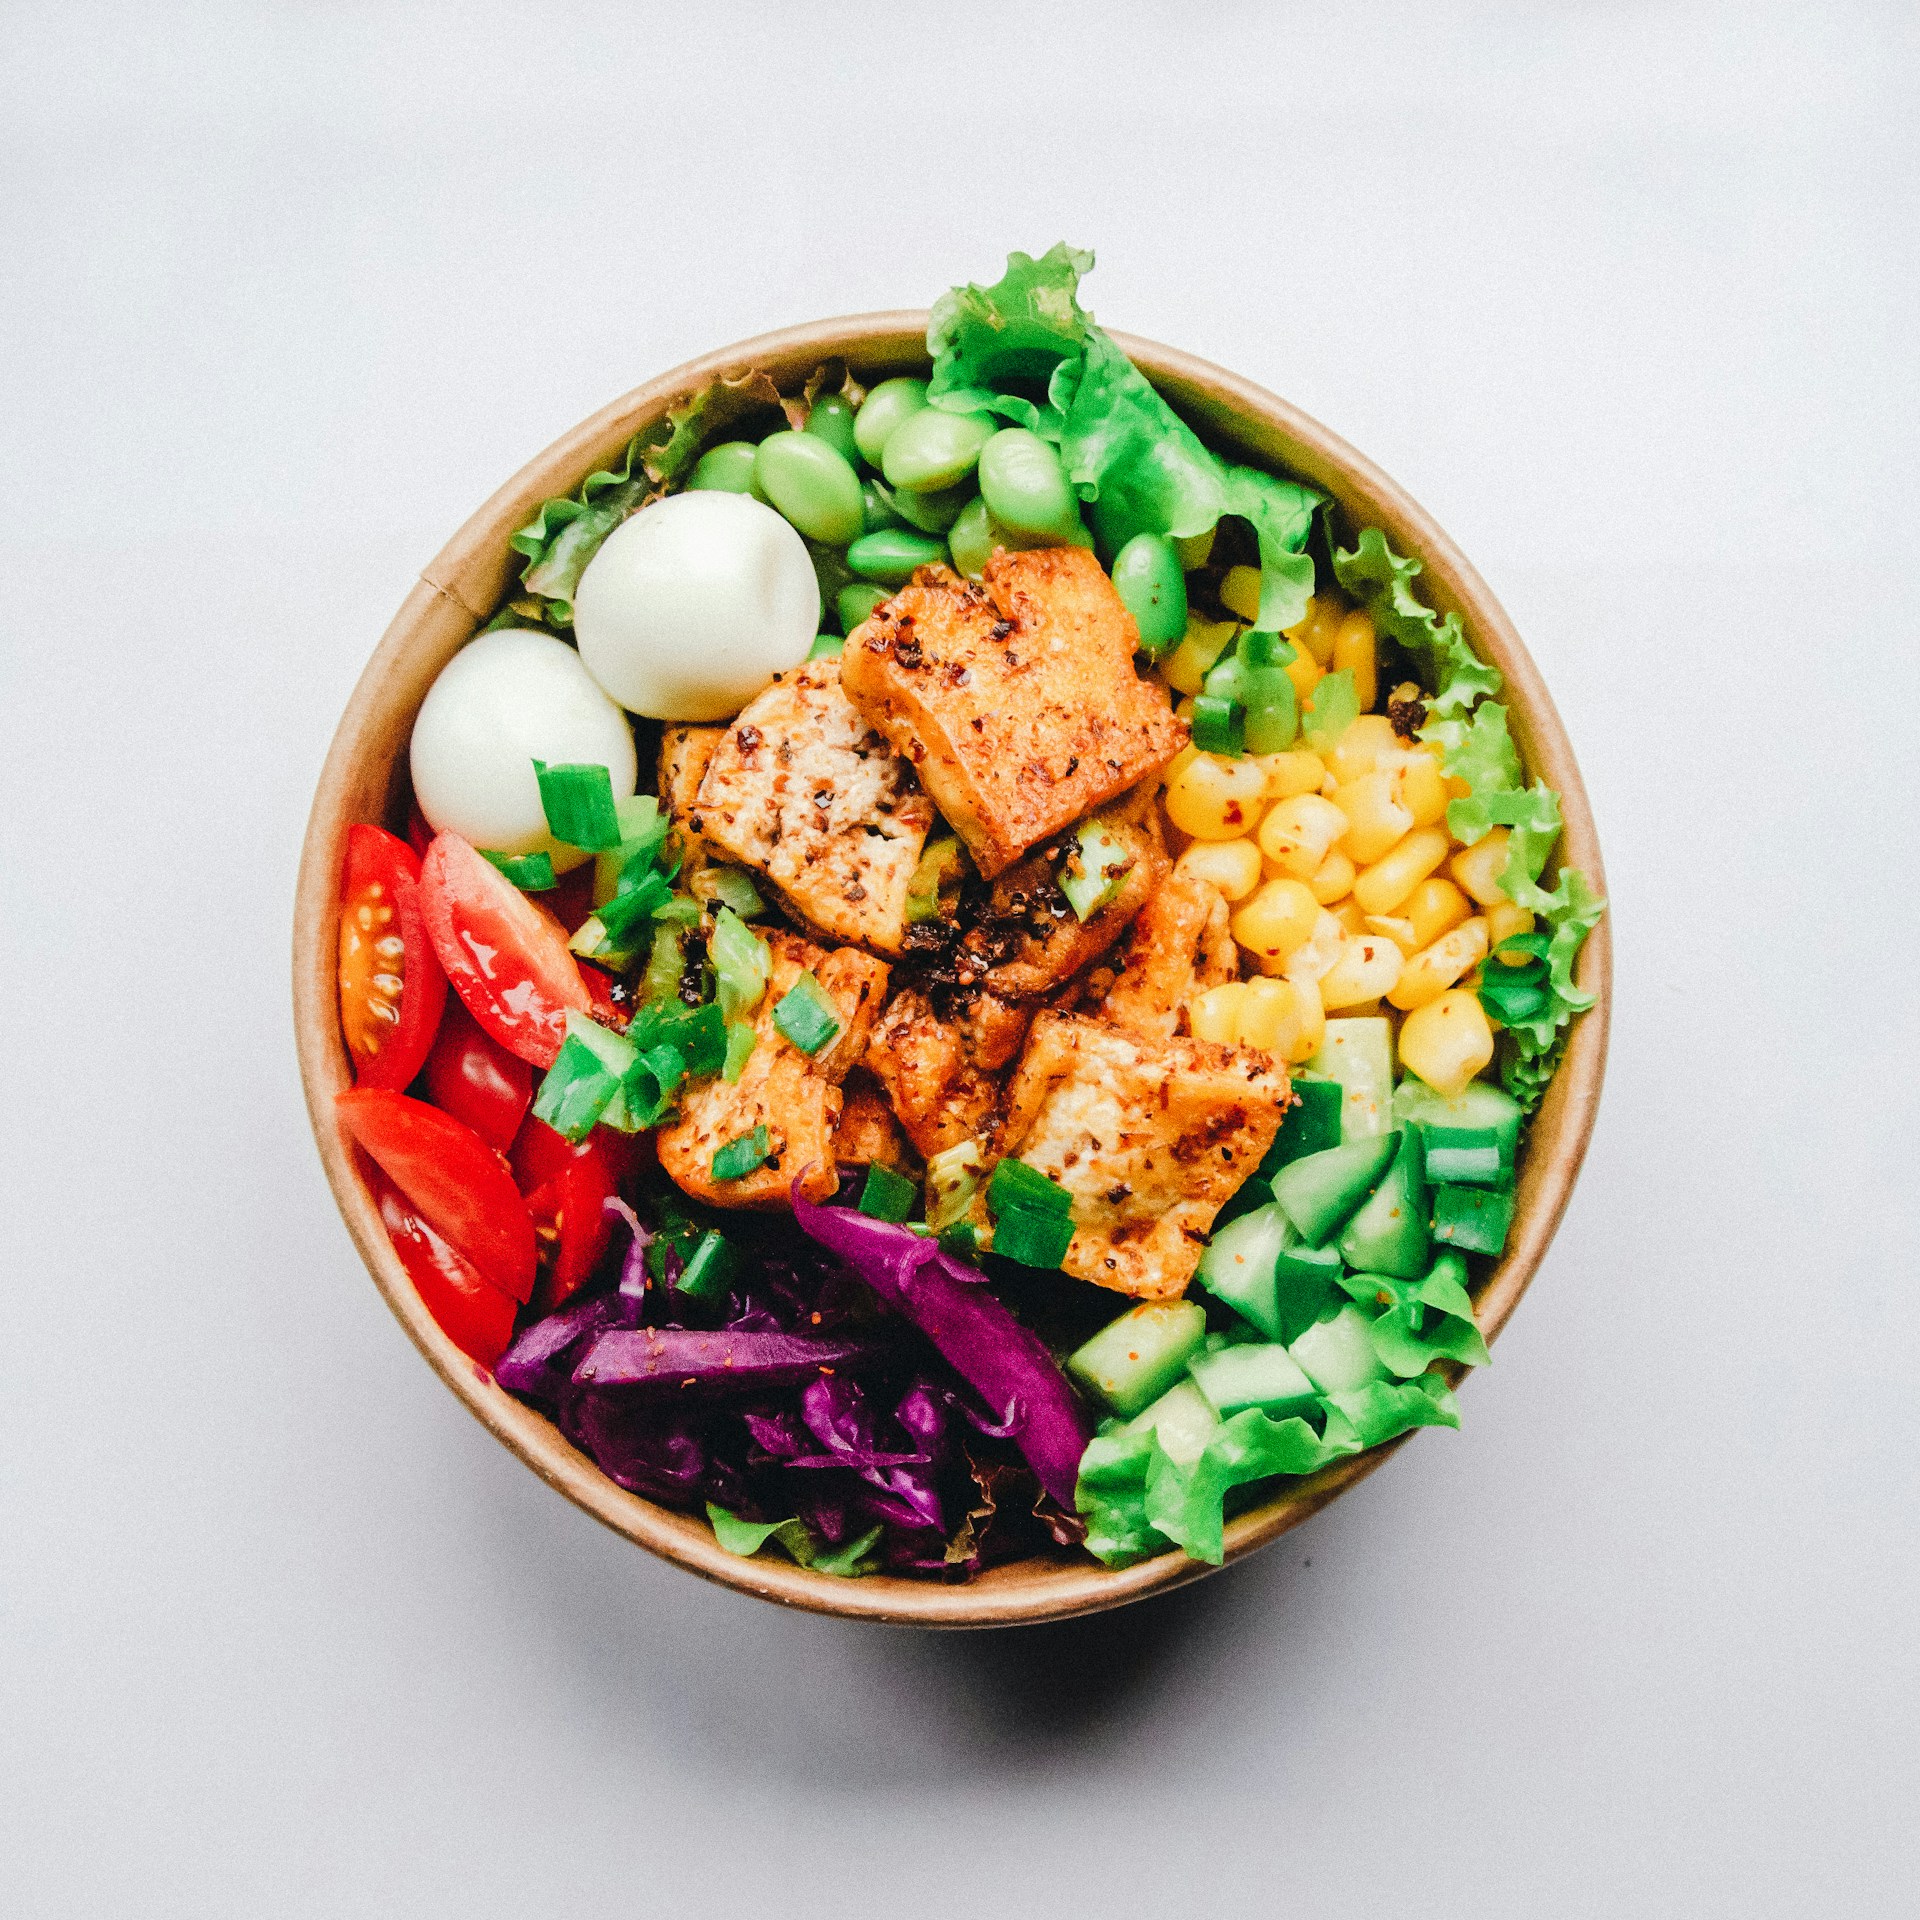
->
[[753, 431, 865, 546], [852, 378, 928, 467], [949, 495, 1017, 579], [1111, 532, 1189, 650], [847, 528, 948, 585], [805, 393, 860, 467], [882, 407, 996, 492], [837, 583, 891, 633], [862, 478, 907, 534], [884, 478, 973, 534], [688, 440, 760, 493], [978, 428, 1075, 536]]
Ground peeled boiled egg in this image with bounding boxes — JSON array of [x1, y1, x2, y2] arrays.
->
[[572, 490, 819, 721], [409, 627, 637, 872]]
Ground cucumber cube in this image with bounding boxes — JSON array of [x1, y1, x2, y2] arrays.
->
[[1337, 1127, 1431, 1279], [1289, 1304, 1390, 1395], [1188, 1342, 1319, 1420], [1194, 1203, 1289, 1339], [1393, 1077, 1522, 1173], [1423, 1127, 1506, 1187], [1258, 1076, 1345, 1175], [1431, 1183, 1515, 1257], [1271, 1131, 1398, 1246], [1123, 1379, 1221, 1467], [1273, 1223, 1346, 1343], [1310, 1018, 1394, 1139], [1068, 1300, 1208, 1418]]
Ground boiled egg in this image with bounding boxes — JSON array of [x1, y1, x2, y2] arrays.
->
[[572, 490, 819, 721], [409, 627, 637, 872]]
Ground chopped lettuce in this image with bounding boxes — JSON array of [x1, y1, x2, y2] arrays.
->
[[1332, 526, 1501, 720]]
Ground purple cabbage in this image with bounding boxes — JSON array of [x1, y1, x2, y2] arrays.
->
[[573, 1326, 887, 1394]]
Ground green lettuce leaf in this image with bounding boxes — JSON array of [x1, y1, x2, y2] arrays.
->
[[1340, 1261, 1493, 1377], [926, 242, 1093, 429], [1332, 526, 1501, 720]]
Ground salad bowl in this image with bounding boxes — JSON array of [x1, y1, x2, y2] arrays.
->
[[294, 312, 1609, 1627]]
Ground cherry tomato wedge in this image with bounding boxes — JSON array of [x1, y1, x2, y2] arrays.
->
[[510, 1114, 649, 1198], [546, 858, 599, 936], [338, 825, 448, 1091], [417, 832, 591, 1069], [337, 1088, 536, 1304], [368, 1168, 517, 1370], [527, 1156, 617, 1315], [424, 996, 533, 1152]]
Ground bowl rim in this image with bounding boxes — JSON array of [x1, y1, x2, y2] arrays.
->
[[293, 311, 1610, 1629]]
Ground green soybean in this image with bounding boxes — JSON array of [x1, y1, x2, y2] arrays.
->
[[853, 378, 928, 467], [882, 407, 996, 492], [978, 428, 1075, 536], [805, 392, 861, 467], [837, 583, 891, 633], [949, 495, 1016, 579], [1111, 532, 1189, 651], [847, 528, 948, 585], [884, 478, 973, 534], [861, 478, 907, 534], [754, 431, 865, 546], [689, 440, 760, 494]]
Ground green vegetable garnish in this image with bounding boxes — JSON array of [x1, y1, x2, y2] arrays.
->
[[990, 1206, 1076, 1270], [1191, 694, 1244, 758], [1058, 821, 1133, 921], [771, 971, 842, 1056], [987, 1157, 1073, 1218], [480, 849, 557, 891], [676, 1229, 737, 1304], [711, 907, 772, 1023], [529, 1033, 620, 1141], [532, 759, 624, 851], [1302, 668, 1358, 750], [856, 1162, 918, 1224], [695, 866, 766, 918], [711, 1124, 771, 1182], [722, 1020, 757, 1083]]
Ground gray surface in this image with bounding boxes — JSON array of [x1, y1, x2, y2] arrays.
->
[[3, 4, 1915, 1914]]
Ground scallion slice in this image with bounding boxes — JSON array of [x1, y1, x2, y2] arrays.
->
[[712, 907, 771, 1022], [676, 1229, 737, 1303], [533, 760, 625, 851], [772, 971, 842, 1056], [1240, 630, 1296, 669], [711, 1124, 771, 1182], [1058, 821, 1134, 922], [991, 1204, 1076, 1270], [530, 1033, 620, 1142], [722, 1020, 757, 1083], [1191, 694, 1245, 757], [857, 1162, 918, 1224], [597, 867, 676, 945], [808, 633, 846, 660], [1241, 665, 1299, 754], [988, 1157, 1074, 1219], [696, 866, 765, 918], [480, 849, 557, 891]]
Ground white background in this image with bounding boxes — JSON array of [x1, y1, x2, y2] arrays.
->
[[3, 3, 1915, 1913]]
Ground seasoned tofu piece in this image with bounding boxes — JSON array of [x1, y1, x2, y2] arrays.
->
[[998, 1013, 1288, 1299], [863, 987, 1014, 1159], [1101, 868, 1238, 1041], [692, 657, 934, 955], [831, 1070, 916, 1173], [841, 547, 1187, 877], [659, 723, 724, 880], [657, 931, 888, 1211]]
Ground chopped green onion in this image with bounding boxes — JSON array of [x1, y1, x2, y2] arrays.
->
[[711, 1124, 771, 1182], [925, 1140, 984, 1233], [593, 797, 669, 905], [1241, 666, 1299, 753], [643, 1000, 726, 1079], [1430, 1183, 1514, 1256], [530, 1033, 621, 1141], [695, 866, 766, 917], [1202, 653, 1249, 706], [808, 633, 846, 660], [533, 760, 625, 851], [641, 923, 686, 1006], [712, 907, 771, 1022], [772, 970, 843, 1056], [857, 1162, 918, 1224], [676, 1229, 737, 1303], [937, 1221, 981, 1261], [480, 849, 557, 891], [905, 837, 966, 924], [568, 914, 637, 970], [723, 1020, 757, 1083], [1058, 821, 1134, 922], [1303, 668, 1359, 750], [1191, 694, 1245, 757], [988, 1157, 1074, 1219], [597, 867, 676, 945], [1240, 630, 1296, 669], [991, 1204, 1076, 1269]]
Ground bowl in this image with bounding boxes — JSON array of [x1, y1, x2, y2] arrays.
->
[[294, 314, 1610, 1627]]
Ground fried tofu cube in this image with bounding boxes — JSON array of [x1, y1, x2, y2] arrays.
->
[[692, 657, 934, 955], [658, 723, 723, 879], [1100, 868, 1239, 1041], [863, 987, 1012, 1159], [657, 931, 888, 1211], [841, 547, 1187, 878], [997, 1012, 1288, 1299], [830, 1070, 916, 1174]]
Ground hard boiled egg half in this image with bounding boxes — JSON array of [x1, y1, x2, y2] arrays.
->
[[573, 491, 819, 721], [409, 627, 637, 872]]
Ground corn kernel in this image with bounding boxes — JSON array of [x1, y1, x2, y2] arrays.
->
[[1284, 594, 1343, 668], [1281, 908, 1346, 985], [1165, 753, 1268, 840], [1388, 916, 1491, 1011], [1231, 876, 1321, 967], [1321, 932, 1405, 1009], [1174, 837, 1263, 903], [1353, 826, 1451, 916], [1175, 527, 1216, 570], [1365, 913, 1419, 953], [1332, 610, 1378, 713], [1284, 640, 1324, 704], [1162, 742, 1201, 791], [1189, 981, 1249, 1045], [1238, 976, 1323, 1064], [1398, 988, 1495, 1096], [1485, 896, 1537, 957], [1251, 749, 1325, 801], [1256, 792, 1347, 877], [1163, 616, 1240, 696], [1331, 896, 1368, 935], [1395, 750, 1450, 828], [1219, 564, 1263, 623], [1331, 769, 1415, 865], [1450, 828, 1512, 906], [1306, 846, 1356, 905], [1327, 714, 1405, 785], [1403, 875, 1473, 949]]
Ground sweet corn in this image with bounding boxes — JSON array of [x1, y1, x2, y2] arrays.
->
[[1175, 527, 1216, 570], [1331, 769, 1414, 865], [1388, 916, 1491, 1011], [1331, 896, 1368, 935], [1306, 846, 1356, 905], [1174, 837, 1263, 903], [1165, 753, 1268, 840], [1402, 875, 1473, 950], [1256, 792, 1348, 877], [1450, 828, 1511, 906], [1238, 975, 1323, 1064], [1231, 876, 1321, 967], [1352, 826, 1451, 916], [1284, 640, 1324, 705], [1332, 610, 1378, 713], [1162, 742, 1201, 791], [1189, 981, 1249, 1045], [1320, 932, 1405, 1009], [1398, 988, 1495, 1096], [1252, 749, 1325, 802], [1281, 909, 1346, 985], [1485, 897, 1537, 957], [1284, 593, 1343, 668], [1395, 750, 1450, 828], [1163, 615, 1240, 696], [1326, 714, 1404, 785], [1365, 913, 1419, 953], [1219, 564, 1263, 624]]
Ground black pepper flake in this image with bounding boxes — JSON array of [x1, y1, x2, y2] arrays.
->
[[1388, 693, 1429, 740]]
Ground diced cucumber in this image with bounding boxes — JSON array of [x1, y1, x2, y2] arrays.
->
[[1423, 1127, 1506, 1187], [1123, 1379, 1221, 1467], [1310, 1018, 1395, 1139], [1393, 1076, 1523, 1174], [1290, 1304, 1391, 1394], [1258, 1075, 1344, 1175], [1068, 1300, 1208, 1418], [1273, 1221, 1346, 1343], [1194, 1203, 1289, 1339], [1271, 1131, 1398, 1246], [1188, 1342, 1319, 1420], [1337, 1126, 1431, 1279], [1431, 1183, 1516, 1257]]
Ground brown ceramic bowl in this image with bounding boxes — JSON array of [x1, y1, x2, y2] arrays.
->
[[294, 314, 1610, 1627]]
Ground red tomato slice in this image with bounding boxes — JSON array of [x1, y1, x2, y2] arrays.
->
[[339, 825, 448, 1091], [527, 1156, 617, 1315], [368, 1168, 518, 1369], [546, 858, 600, 935], [337, 1088, 536, 1304], [417, 833, 591, 1069], [510, 1114, 648, 1197], [424, 996, 533, 1152], [404, 803, 434, 861]]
